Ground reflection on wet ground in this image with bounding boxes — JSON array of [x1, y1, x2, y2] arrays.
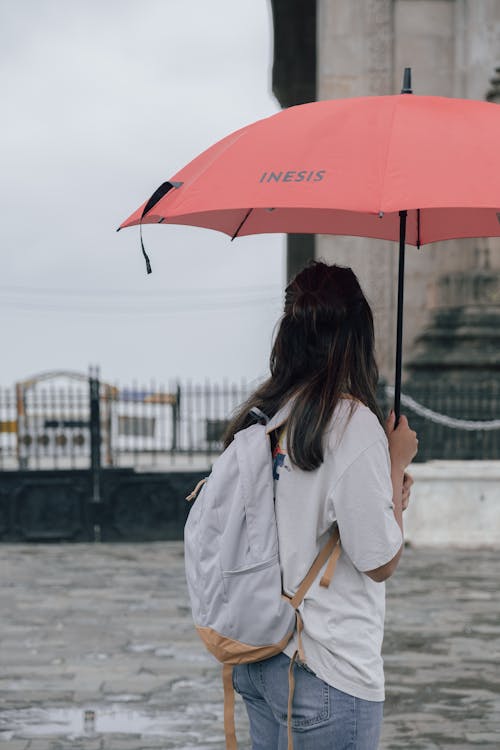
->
[[0, 542, 499, 749], [381, 548, 500, 749], [1, 706, 178, 739]]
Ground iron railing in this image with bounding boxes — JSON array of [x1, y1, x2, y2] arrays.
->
[[393, 381, 500, 462], [0, 379, 498, 471], [0, 378, 250, 471]]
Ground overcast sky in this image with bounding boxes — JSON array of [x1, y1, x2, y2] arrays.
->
[[1, 0, 284, 387]]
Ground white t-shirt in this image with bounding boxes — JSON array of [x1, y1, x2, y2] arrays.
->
[[268, 397, 402, 702]]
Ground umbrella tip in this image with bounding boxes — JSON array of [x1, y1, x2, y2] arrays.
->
[[401, 67, 413, 94]]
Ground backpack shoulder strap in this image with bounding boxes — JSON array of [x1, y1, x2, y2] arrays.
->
[[289, 526, 341, 610], [222, 664, 237, 750]]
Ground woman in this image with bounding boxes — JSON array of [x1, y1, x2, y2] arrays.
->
[[225, 262, 418, 750]]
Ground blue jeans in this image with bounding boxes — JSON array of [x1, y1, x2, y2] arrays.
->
[[232, 652, 383, 750]]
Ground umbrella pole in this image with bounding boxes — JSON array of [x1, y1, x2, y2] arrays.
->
[[393, 68, 413, 425], [394, 210, 407, 425]]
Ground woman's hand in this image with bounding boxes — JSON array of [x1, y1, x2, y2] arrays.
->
[[402, 471, 413, 511], [385, 411, 418, 471]]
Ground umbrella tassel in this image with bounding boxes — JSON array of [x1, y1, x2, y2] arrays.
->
[[140, 225, 152, 275], [137, 180, 184, 275]]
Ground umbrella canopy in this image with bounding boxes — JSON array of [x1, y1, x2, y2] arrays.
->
[[120, 93, 500, 245], [119, 81, 500, 420]]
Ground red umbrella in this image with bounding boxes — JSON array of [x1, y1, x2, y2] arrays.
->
[[119, 70, 500, 418]]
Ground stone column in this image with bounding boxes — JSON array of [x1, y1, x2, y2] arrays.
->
[[316, 0, 397, 381], [270, 0, 317, 281], [458, 0, 500, 277], [316, 0, 500, 383]]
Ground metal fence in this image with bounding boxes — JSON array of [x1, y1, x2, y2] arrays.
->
[[0, 377, 499, 471], [0, 377, 250, 472], [392, 381, 500, 462]]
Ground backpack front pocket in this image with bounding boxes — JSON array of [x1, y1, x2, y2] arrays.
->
[[223, 555, 278, 577], [220, 555, 295, 645]]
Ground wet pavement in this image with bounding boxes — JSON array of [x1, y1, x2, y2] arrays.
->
[[1, 542, 499, 749]]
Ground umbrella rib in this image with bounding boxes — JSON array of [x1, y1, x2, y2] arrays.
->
[[231, 209, 253, 241]]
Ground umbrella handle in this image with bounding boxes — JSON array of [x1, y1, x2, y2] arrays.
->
[[393, 210, 407, 427]]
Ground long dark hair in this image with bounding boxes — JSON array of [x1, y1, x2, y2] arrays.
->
[[224, 261, 384, 470]]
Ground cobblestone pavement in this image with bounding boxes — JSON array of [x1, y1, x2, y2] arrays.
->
[[1, 542, 499, 749]]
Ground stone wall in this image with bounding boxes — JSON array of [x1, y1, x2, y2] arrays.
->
[[404, 460, 500, 546]]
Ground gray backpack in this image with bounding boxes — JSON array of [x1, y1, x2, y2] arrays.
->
[[184, 408, 340, 750]]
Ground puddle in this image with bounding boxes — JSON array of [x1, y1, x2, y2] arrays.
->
[[0, 705, 188, 740], [125, 643, 157, 653], [104, 694, 143, 703]]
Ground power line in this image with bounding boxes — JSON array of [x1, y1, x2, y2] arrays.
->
[[0, 284, 282, 299], [0, 295, 283, 316]]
